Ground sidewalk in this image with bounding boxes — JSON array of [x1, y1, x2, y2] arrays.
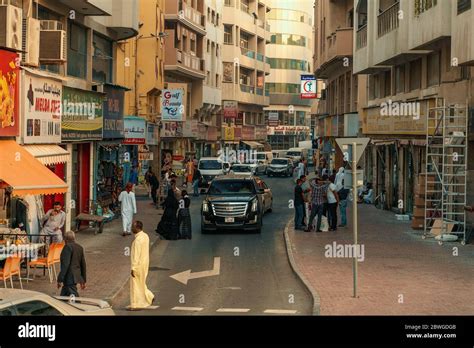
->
[[21, 197, 162, 302], [285, 203, 474, 315]]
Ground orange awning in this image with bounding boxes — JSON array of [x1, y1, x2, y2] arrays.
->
[[0, 140, 68, 196]]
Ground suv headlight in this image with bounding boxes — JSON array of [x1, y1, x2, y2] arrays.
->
[[202, 201, 209, 213], [251, 199, 258, 212]]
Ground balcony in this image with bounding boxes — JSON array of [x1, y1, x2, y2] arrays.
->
[[58, 0, 110, 15], [165, 47, 206, 80], [377, 2, 399, 38], [315, 27, 353, 79], [356, 25, 367, 50], [165, 0, 206, 36], [241, 47, 255, 59], [222, 83, 269, 106]]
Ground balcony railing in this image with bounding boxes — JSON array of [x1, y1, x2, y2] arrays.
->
[[256, 52, 264, 62], [378, 2, 400, 37], [256, 87, 264, 95], [176, 50, 204, 72], [356, 24, 367, 49], [241, 47, 255, 59], [224, 0, 233, 7], [240, 84, 255, 93], [240, 2, 249, 14], [180, 0, 205, 28], [265, 89, 269, 96], [414, 0, 437, 16]]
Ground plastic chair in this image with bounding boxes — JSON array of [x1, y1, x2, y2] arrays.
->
[[28, 243, 57, 283], [0, 257, 13, 288], [52, 242, 65, 281], [9, 255, 23, 289]]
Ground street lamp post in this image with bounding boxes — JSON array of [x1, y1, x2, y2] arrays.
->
[[352, 142, 358, 298]]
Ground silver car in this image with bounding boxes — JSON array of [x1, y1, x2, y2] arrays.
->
[[255, 177, 273, 213], [0, 289, 115, 315]]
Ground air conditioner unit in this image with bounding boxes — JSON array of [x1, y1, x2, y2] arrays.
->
[[39, 20, 66, 64], [0, 2, 23, 51], [22, 17, 40, 67]]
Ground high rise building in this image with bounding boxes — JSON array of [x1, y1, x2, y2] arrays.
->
[[265, 0, 314, 150]]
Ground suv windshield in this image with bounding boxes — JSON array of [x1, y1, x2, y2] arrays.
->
[[232, 166, 252, 172], [256, 154, 266, 160], [287, 151, 301, 156], [199, 160, 223, 170], [271, 159, 288, 165], [208, 180, 256, 195]]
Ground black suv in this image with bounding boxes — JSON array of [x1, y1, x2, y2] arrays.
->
[[201, 175, 263, 233]]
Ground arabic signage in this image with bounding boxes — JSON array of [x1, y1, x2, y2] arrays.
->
[[269, 125, 310, 135], [160, 121, 183, 138], [62, 87, 104, 141], [0, 49, 19, 137], [183, 119, 198, 137], [161, 89, 184, 121], [241, 125, 255, 140], [300, 75, 317, 99], [103, 85, 125, 139], [223, 127, 234, 141], [123, 116, 146, 144], [223, 100, 238, 118], [268, 111, 279, 127], [23, 72, 62, 143], [146, 122, 159, 145], [255, 126, 267, 140]]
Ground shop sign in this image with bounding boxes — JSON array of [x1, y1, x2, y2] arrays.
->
[[138, 152, 153, 161], [268, 111, 279, 127], [300, 75, 317, 99], [235, 113, 244, 126], [255, 126, 267, 140], [62, 87, 104, 141], [241, 125, 255, 140], [272, 126, 310, 135], [0, 49, 20, 137], [234, 127, 242, 140], [23, 72, 62, 143], [223, 127, 234, 141], [207, 126, 218, 141], [123, 116, 146, 144], [161, 89, 184, 121], [223, 101, 238, 118], [160, 121, 183, 138], [102, 85, 125, 139], [146, 122, 159, 145], [183, 119, 198, 137]]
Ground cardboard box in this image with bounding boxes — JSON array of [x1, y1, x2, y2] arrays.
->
[[430, 219, 454, 236]]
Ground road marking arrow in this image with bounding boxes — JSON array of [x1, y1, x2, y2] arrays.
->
[[170, 257, 221, 285]]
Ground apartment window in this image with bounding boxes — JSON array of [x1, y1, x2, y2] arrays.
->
[[457, 0, 471, 14], [414, 0, 438, 16], [427, 51, 441, 87], [207, 40, 210, 53], [216, 44, 219, 57], [409, 59, 422, 91], [216, 14, 220, 26], [241, 0, 250, 13], [267, 58, 309, 71], [240, 32, 250, 49], [216, 74, 220, 87], [395, 65, 405, 94], [67, 21, 88, 79], [190, 37, 196, 54], [207, 7, 211, 22], [270, 33, 306, 47], [92, 33, 113, 83], [268, 8, 310, 24], [206, 71, 210, 85], [224, 25, 233, 44]]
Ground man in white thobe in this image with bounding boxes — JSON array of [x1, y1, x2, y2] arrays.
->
[[118, 183, 137, 236], [129, 221, 155, 310]]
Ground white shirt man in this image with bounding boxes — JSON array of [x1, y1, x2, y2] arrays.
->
[[118, 183, 137, 236]]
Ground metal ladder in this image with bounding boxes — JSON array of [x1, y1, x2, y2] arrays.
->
[[424, 99, 468, 245]]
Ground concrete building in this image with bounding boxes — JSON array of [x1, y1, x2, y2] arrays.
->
[[0, 0, 139, 231], [265, 0, 314, 150], [353, 0, 474, 217], [313, 0, 365, 170], [221, 0, 271, 151]]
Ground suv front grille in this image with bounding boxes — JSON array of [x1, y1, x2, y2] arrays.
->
[[211, 202, 248, 217]]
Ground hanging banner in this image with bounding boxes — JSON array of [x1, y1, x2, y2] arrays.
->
[[23, 72, 62, 143], [102, 85, 125, 139], [61, 87, 104, 141], [223, 100, 238, 118], [300, 75, 317, 99], [223, 127, 235, 141], [0, 49, 20, 137], [123, 116, 146, 144], [161, 89, 184, 121]]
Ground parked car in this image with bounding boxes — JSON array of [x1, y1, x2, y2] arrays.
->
[[247, 159, 267, 175], [255, 152, 273, 173], [272, 150, 287, 159], [254, 177, 273, 213], [230, 163, 254, 176], [0, 289, 115, 316], [267, 158, 293, 177], [201, 175, 264, 234]]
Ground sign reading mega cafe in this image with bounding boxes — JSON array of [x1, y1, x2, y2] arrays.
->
[[22, 71, 62, 143]]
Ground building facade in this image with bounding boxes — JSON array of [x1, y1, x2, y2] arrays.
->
[[221, 0, 271, 152], [353, 0, 474, 219], [265, 0, 314, 150]]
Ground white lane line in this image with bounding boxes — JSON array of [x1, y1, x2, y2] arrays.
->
[[171, 306, 204, 312], [216, 308, 250, 313], [264, 309, 298, 314]]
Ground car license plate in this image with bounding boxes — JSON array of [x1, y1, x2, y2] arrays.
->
[[225, 217, 234, 223]]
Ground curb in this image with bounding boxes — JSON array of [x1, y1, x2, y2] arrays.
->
[[283, 219, 321, 315], [104, 235, 165, 306]]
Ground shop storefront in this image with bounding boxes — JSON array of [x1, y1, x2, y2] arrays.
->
[[267, 125, 310, 150], [123, 116, 146, 186]]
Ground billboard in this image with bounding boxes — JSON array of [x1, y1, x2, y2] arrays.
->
[[0, 49, 20, 137], [161, 89, 184, 121], [123, 116, 146, 145]]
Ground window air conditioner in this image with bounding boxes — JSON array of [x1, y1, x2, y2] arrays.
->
[[39, 20, 67, 64], [0, 1, 23, 51], [22, 17, 40, 67]]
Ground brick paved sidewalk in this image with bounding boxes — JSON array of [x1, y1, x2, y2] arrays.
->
[[286, 203, 474, 315], [20, 197, 162, 301]]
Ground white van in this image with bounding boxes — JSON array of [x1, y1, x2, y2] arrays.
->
[[286, 147, 308, 164], [272, 150, 287, 159], [255, 152, 273, 174], [198, 157, 230, 187]]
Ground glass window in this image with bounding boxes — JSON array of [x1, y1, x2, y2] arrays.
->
[[15, 301, 63, 316], [268, 8, 310, 24], [208, 180, 256, 195], [224, 25, 233, 44], [266, 83, 300, 94], [457, 0, 471, 14], [92, 33, 113, 83], [267, 58, 309, 71], [409, 58, 422, 91], [270, 33, 307, 47], [67, 21, 88, 79]]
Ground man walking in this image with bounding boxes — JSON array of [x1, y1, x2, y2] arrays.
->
[[149, 169, 160, 207], [300, 175, 311, 228], [119, 183, 137, 236], [192, 164, 202, 197], [57, 231, 86, 297], [305, 177, 329, 232], [338, 185, 350, 228], [41, 202, 66, 243], [294, 178, 305, 230], [327, 176, 339, 231], [129, 221, 155, 310]]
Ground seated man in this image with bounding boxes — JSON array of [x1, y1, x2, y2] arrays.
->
[[363, 189, 374, 204]]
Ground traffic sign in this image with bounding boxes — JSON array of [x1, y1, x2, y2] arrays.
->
[[335, 138, 370, 165]]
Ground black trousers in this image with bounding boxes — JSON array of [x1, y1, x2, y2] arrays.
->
[[327, 203, 338, 230], [151, 185, 159, 204], [60, 283, 79, 297]]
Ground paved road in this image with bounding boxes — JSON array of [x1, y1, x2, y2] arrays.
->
[[115, 175, 312, 315]]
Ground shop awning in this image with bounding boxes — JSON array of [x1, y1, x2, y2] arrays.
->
[[22, 145, 70, 165], [241, 141, 264, 148], [0, 140, 68, 196]]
